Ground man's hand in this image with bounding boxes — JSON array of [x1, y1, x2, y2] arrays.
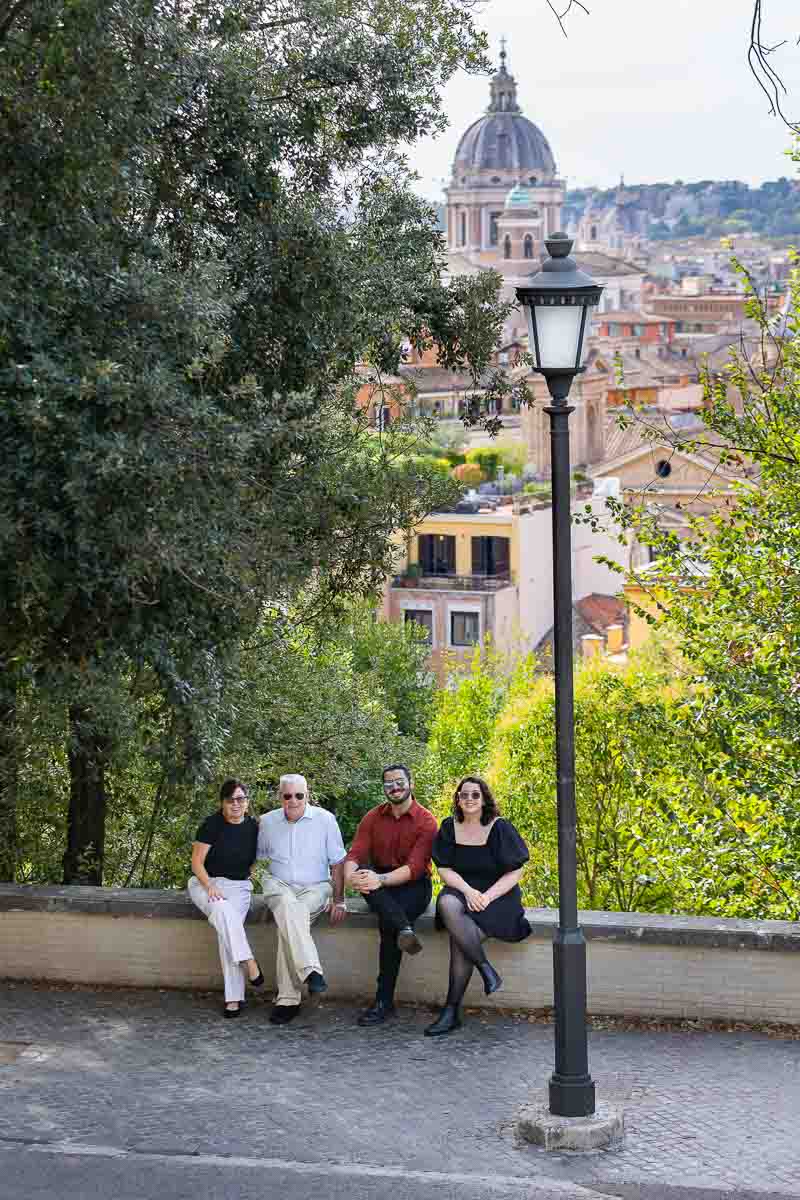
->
[[329, 901, 348, 925], [464, 886, 488, 912], [206, 883, 226, 902], [352, 869, 382, 893]]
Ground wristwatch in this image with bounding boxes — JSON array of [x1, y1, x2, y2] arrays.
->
[[377, 873, 388, 885]]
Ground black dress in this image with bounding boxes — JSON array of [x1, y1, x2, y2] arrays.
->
[[432, 816, 531, 942]]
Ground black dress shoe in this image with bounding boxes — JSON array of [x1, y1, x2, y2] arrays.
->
[[357, 1000, 396, 1027], [305, 970, 328, 994], [269, 1004, 301, 1025], [223, 1003, 242, 1019], [248, 962, 265, 988], [397, 927, 422, 955], [424, 1005, 462, 1037], [478, 961, 503, 996]]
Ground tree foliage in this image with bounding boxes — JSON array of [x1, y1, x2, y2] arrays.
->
[[13, 604, 434, 886], [420, 646, 800, 919], [588, 246, 800, 917], [0, 0, 514, 882]]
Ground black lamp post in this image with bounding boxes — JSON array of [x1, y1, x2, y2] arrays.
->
[[516, 233, 604, 1119]]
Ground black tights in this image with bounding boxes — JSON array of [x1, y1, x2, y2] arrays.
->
[[436, 892, 491, 1007]]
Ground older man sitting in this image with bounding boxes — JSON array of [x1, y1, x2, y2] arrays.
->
[[257, 774, 348, 1024]]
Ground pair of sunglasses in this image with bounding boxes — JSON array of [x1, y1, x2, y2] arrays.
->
[[282, 792, 306, 800]]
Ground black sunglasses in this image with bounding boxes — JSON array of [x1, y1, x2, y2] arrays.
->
[[282, 791, 306, 800]]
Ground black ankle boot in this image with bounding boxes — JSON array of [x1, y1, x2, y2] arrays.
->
[[478, 961, 503, 996], [424, 1004, 462, 1037]]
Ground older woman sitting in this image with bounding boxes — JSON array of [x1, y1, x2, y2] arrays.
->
[[188, 778, 264, 1017]]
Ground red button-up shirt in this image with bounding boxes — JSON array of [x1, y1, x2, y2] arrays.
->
[[346, 799, 438, 881]]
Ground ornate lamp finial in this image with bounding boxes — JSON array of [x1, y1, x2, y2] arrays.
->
[[499, 35, 507, 69]]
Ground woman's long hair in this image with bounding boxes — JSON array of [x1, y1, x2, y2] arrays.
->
[[452, 775, 498, 826]]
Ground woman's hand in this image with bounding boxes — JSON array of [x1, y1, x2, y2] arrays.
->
[[464, 886, 488, 912], [206, 883, 225, 902]]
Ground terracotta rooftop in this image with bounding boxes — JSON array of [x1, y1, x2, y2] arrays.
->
[[597, 311, 675, 325], [574, 251, 644, 278], [575, 593, 627, 635]]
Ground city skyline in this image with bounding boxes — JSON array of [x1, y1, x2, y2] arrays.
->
[[407, 0, 800, 201]]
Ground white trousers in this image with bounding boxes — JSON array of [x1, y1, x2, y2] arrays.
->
[[188, 876, 254, 1003], [260, 876, 332, 1006]]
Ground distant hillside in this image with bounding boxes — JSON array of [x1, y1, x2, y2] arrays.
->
[[564, 178, 800, 240]]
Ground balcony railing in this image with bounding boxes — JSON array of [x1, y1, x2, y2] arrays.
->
[[392, 571, 513, 592]]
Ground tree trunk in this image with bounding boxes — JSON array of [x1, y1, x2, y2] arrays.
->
[[0, 667, 17, 882], [62, 705, 107, 885]]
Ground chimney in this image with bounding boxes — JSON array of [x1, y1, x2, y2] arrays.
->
[[605, 624, 624, 654], [581, 633, 604, 659]]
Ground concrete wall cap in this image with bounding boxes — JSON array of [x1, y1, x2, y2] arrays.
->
[[1, 886, 799, 952]]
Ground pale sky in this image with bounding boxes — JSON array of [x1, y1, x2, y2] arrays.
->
[[408, 0, 800, 200]]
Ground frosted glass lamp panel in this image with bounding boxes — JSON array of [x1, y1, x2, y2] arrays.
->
[[534, 304, 585, 370]]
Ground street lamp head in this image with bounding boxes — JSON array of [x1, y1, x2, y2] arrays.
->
[[515, 233, 604, 399]]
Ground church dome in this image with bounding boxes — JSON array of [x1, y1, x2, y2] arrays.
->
[[452, 47, 556, 179]]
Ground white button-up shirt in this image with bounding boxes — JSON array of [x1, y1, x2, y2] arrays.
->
[[257, 804, 347, 886]]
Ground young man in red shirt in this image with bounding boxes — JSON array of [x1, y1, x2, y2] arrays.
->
[[344, 764, 438, 1026]]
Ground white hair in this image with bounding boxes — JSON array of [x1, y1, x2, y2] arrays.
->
[[277, 773, 313, 802]]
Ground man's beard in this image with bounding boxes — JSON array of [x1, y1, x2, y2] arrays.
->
[[387, 789, 411, 805]]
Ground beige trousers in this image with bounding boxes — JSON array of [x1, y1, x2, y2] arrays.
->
[[260, 875, 332, 1006], [187, 876, 254, 1003]]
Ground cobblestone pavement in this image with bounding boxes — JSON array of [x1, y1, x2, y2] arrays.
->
[[1, 983, 799, 1197]]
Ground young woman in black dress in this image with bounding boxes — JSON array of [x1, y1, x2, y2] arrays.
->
[[425, 775, 531, 1037]]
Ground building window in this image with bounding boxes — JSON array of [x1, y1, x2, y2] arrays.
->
[[529, 176, 538, 186], [523, 234, 534, 259], [489, 212, 501, 245], [459, 212, 466, 245], [503, 235, 512, 260], [404, 610, 433, 644], [655, 459, 672, 478], [450, 611, 480, 647], [471, 536, 510, 578], [419, 533, 456, 576]]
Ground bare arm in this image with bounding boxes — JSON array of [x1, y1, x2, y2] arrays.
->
[[438, 865, 489, 912], [437, 866, 471, 894], [331, 859, 345, 902], [191, 842, 224, 900], [482, 867, 524, 905]]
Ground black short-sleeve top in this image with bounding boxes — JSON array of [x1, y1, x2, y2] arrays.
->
[[432, 816, 529, 889], [194, 811, 258, 881]]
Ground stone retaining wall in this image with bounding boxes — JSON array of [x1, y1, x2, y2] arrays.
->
[[1, 884, 798, 1022]]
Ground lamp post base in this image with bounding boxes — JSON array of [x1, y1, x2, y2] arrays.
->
[[516, 1101, 624, 1152], [549, 1073, 595, 1118]]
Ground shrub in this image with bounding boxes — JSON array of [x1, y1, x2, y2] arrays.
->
[[452, 462, 486, 486], [465, 447, 502, 480]]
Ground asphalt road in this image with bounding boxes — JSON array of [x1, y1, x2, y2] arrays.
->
[[3, 1146, 799, 1200]]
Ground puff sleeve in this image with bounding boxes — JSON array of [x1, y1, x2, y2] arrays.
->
[[431, 816, 456, 869], [492, 819, 529, 872]]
